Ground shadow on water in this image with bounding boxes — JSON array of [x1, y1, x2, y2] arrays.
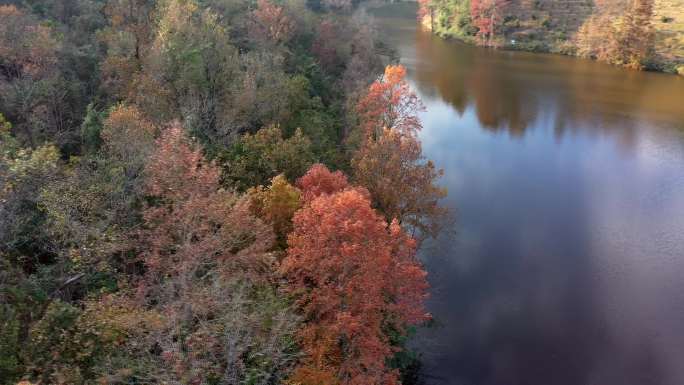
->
[[371, 3, 684, 385]]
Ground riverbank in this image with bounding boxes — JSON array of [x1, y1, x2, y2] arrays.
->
[[416, 0, 684, 75]]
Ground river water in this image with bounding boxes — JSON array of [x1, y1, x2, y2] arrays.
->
[[371, 4, 684, 385]]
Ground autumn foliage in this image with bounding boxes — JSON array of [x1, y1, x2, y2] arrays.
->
[[296, 163, 350, 202], [470, 0, 509, 46], [1, 2, 440, 384], [251, 0, 296, 45], [0, 5, 57, 80], [248, 174, 302, 249], [354, 65, 446, 241], [142, 124, 274, 278], [283, 165, 430, 385], [101, 104, 156, 167], [312, 19, 344, 74], [417, 0, 432, 21], [356, 65, 425, 139], [353, 128, 447, 240], [575, 0, 655, 69], [616, 0, 656, 68], [137, 125, 299, 384]]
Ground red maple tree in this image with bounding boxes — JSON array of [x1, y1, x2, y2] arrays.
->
[[471, 0, 509, 46], [356, 65, 424, 140], [354, 65, 446, 242], [282, 175, 430, 385], [295, 163, 349, 202]]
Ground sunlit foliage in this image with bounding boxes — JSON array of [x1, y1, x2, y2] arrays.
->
[[470, 0, 509, 46], [354, 65, 446, 241], [283, 175, 430, 385], [0, 2, 438, 384], [356, 65, 424, 139], [296, 163, 350, 202], [248, 174, 302, 250]]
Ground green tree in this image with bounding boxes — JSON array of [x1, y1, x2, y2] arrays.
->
[[40, 105, 156, 272], [223, 125, 315, 190], [79, 103, 105, 153]]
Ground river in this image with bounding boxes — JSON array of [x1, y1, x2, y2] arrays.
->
[[370, 4, 684, 385]]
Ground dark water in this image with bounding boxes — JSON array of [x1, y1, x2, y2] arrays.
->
[[370, 4, 684, 385]]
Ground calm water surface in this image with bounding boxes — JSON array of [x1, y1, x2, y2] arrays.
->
[[371, 4, 684, 385]]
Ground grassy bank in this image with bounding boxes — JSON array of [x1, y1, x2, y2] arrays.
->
[[418, 0, 684, 74]]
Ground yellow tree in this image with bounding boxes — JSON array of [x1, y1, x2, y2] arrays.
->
[[616, 0, 656, 69], [248, 174, 302, 250]]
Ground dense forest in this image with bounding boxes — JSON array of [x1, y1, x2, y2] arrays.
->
[[418, 0, 684, 73], [0, 1, 447, 384]]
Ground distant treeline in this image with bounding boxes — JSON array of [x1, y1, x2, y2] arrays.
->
[[418, 0, 684, 73]]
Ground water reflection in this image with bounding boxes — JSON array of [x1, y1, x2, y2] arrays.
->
[[372, 4, 684, 385], [408, 23, 684, 140]]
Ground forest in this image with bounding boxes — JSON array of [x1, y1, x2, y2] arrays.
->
[[418, 0, 684, 73], [0, 1, 447, 384]]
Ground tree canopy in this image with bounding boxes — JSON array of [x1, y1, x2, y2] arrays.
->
[[0, 2, 444, 384]]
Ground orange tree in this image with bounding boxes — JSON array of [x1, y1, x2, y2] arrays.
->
[[282, 164, 430, 385]]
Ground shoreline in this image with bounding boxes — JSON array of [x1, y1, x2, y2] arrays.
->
[[412, 3, 684, 76]]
